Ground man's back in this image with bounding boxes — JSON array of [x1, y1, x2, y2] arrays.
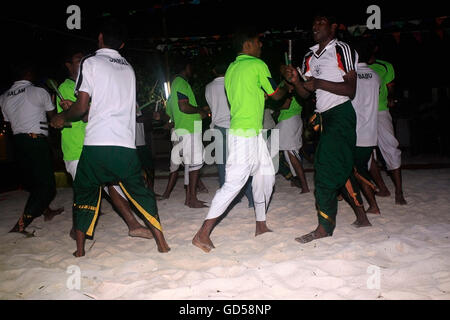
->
[[353, 63, 380, 147], [368, 59, 394, 111], [205, 76, 230, 129], [76, 48, 136, 149], [0, 80, 53, 135], [225, 54, 277, 137]]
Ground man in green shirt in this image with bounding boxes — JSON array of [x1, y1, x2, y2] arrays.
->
[[57, 48, 154, 240], [165, 58, 208, 208], [273, 83, 310, 194], [192, 27, 288, 253], [368, 52, 407, 205]]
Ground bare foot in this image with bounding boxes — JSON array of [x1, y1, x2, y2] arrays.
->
[[129, 227, 154, 239], [395, 193, 407, 205], [43, 207, 64, 221], [255, 221, 272, 236], [192, 233, 213, 253], [300, 188, 310, 194], [156, 194, 170, 201], [187, 199, 209, 208], [376, 189, 391, 197], [73, 250, 85, 257], [295, 229, 330, 243], [351, 220, 372, 228], [366, 206, 381, 214]]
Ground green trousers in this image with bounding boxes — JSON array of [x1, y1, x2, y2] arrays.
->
[[73, 146, 160, 237], [13, 134, 56, 219], [314, 101, 363, 234], [354, 146, 374, 183]]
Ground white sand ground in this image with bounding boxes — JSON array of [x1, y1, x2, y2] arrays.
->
[[0, 168, 450, 300]]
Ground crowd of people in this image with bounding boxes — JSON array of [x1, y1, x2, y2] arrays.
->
[[0, 13, 408, 257]]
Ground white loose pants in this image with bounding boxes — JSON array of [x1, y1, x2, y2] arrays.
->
[[206, 133, 275, 222], [377, 110, 401, 170]]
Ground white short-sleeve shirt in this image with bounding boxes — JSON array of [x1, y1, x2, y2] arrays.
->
[[0, 80, 54, 136], [352, 63, 380, 147], [205, 77, 230, 129], [75, 48, 136, 149], [301, 39, 358, 113], [135, 104, 146, 147]]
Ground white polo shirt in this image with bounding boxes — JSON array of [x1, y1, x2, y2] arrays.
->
[[75, 48, 136, 149], [205, 76, 230, 129], [135, 104, 146, 147], [301, 38, 358, 113], [0, 80, 54, 136], [352, 63, 380, 147]]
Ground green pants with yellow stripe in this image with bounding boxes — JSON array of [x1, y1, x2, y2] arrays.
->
[[73, 146, 161, 237], [314, 101, 363, 235]]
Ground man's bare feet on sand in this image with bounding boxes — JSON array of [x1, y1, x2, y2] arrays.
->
[[255, 221, 272, 236], [129, 227, 154, 239], [73, 250, 85, 257], [375, 189, 391, 197], [192, 233, 214, 253], [295, 225, 330, 244], [351, 220, 372, 228], [186, 199, 209, 208], [395, 192, 407, 205], [43, 207, 64, 221], [366, 206, 381, 214]]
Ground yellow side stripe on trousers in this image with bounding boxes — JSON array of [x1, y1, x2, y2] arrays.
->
[[118, 182, 162, 232], [319, 210, 335, 225], [86, 186, 102, 237]]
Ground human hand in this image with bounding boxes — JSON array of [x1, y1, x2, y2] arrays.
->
[[303, 77, 317, 92], [50, 113, 66, 129], [281, 65, 300, 84], [198, 109, 208, 119], [59, 99, 73, 111]]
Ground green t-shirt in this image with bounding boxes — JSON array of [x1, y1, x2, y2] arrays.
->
[[368, 59, 395, 111], [56, 78, 87, 161], [278, 97, 303, 122], [225, 54, 278, 137], [166, 76, 201, 135]]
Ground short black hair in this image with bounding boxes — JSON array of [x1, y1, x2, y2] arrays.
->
[[11, 60, 36, 80], [63, 45, 85, 64], [172, 55, 192, 74], [99, 17, 128, 50], [353, 37, 376, 63], [313, 10, 339, 26], [232, 26, 260, 54]]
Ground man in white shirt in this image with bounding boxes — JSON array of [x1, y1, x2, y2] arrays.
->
[[351, 38, 381, 215], [282, 12, 371, 243], [1, 62, 63, 235], [51, 19, 170, 257], [205, 60, 254, 208]]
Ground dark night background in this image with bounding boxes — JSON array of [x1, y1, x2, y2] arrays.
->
[[1, 0, 449, 192]]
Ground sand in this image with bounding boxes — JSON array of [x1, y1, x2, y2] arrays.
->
[[1, 168, 450, 300]]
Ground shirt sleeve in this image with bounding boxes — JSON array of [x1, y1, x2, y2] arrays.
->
[[258, 61, 278, 96], [302, 52, 313, 77], [75, 58, 94, 97], [385, 62, 395, 84], [335, 42, 358, 73]]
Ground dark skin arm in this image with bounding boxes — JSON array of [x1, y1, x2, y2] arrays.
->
[[304, 70, 357, 99], [50, 91, 90, 128], [387, 82, 395, 108], [178, 100, 208, 119], [280, 65, 311, 99]]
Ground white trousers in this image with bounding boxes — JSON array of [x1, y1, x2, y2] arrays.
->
[[170, 131, 204, 185], [206, 133, 275, 221], [377, 110, 401, 170], [64, 160, 126, 199]]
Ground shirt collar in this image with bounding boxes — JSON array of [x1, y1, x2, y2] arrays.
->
[[357, 62, 368, 67], [96, 48, 121, 56], [14, 80, 32, 86], [309, 38, 337, 53]]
